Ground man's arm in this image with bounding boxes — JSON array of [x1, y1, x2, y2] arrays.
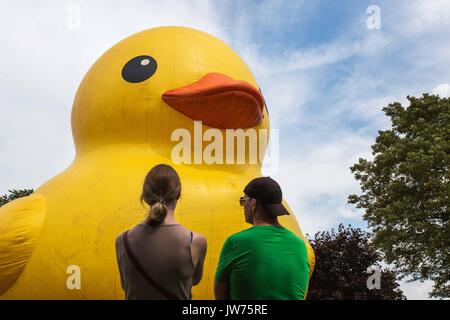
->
[[214, 237, 235, 300], [214, 280, 230, 300]]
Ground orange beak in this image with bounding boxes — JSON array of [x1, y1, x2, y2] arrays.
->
[[162, 73, 264, 129]]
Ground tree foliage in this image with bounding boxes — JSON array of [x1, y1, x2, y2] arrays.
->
[[349, 94, 449, 298], [0, 189, 34, 208], [307, 224, 405, 300]]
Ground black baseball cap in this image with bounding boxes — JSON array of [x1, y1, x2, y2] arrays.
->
[[243, 177, 290, 216]]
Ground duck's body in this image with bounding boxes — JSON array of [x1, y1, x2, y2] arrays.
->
[[0, 27, 314, 299]]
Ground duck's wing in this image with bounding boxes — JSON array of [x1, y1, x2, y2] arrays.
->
[[0, 194, 46, 294]]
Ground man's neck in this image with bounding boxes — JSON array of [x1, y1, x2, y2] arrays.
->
[[252, 217, 281, 227]]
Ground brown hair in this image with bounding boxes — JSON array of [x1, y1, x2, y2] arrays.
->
[[140, 164, 181, 225]]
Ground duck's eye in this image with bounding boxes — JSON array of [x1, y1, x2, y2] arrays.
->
[[122, 55, 157, 83]]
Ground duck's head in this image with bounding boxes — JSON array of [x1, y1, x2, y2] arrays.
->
[[72, 26, 269, 168]]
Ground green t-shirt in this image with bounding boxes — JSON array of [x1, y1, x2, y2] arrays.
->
[[215, 225, 310, 300]]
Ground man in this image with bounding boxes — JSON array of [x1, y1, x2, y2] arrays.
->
[[214, 177, 311, 300]]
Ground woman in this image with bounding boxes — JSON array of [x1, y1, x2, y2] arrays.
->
[[115, 164, 207, 300]]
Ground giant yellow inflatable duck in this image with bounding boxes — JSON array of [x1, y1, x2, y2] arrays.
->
[[0, 26, 314, 299]]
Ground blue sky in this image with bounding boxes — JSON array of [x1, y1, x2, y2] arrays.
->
[[0, 0, 449, 299]]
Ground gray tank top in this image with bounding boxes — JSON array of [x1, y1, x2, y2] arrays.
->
[[115, 223, 195, 300]]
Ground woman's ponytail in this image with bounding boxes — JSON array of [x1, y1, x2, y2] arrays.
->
[[140, 164, 181, 226], [148, 201, 168, 225]]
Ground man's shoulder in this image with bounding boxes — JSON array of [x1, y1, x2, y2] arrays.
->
[[282, 230, 309, 253], [225, 227, 254, 244], [226, 227, 275, 249], [280, 228, 307, 242]]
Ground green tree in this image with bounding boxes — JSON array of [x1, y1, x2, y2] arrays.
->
[[349, 94, 449, 298], [0, 189, 34, 207], [307, 224, 405, 300]]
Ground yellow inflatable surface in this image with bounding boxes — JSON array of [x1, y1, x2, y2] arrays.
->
[[0, 26, 314, 299]]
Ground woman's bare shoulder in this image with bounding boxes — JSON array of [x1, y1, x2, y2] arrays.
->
[[192, 232, 207, 250]]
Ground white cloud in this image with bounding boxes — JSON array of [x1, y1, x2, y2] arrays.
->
[[284, 33, 390, 72], [399, 278, 437, 300], [219, 0, 312, 48], [285, 42, 358, 70], [398, 0, 450, 36], [432, 83, 450, 97], [272, 134, 372, 234], [337, 205, 362, 219]]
